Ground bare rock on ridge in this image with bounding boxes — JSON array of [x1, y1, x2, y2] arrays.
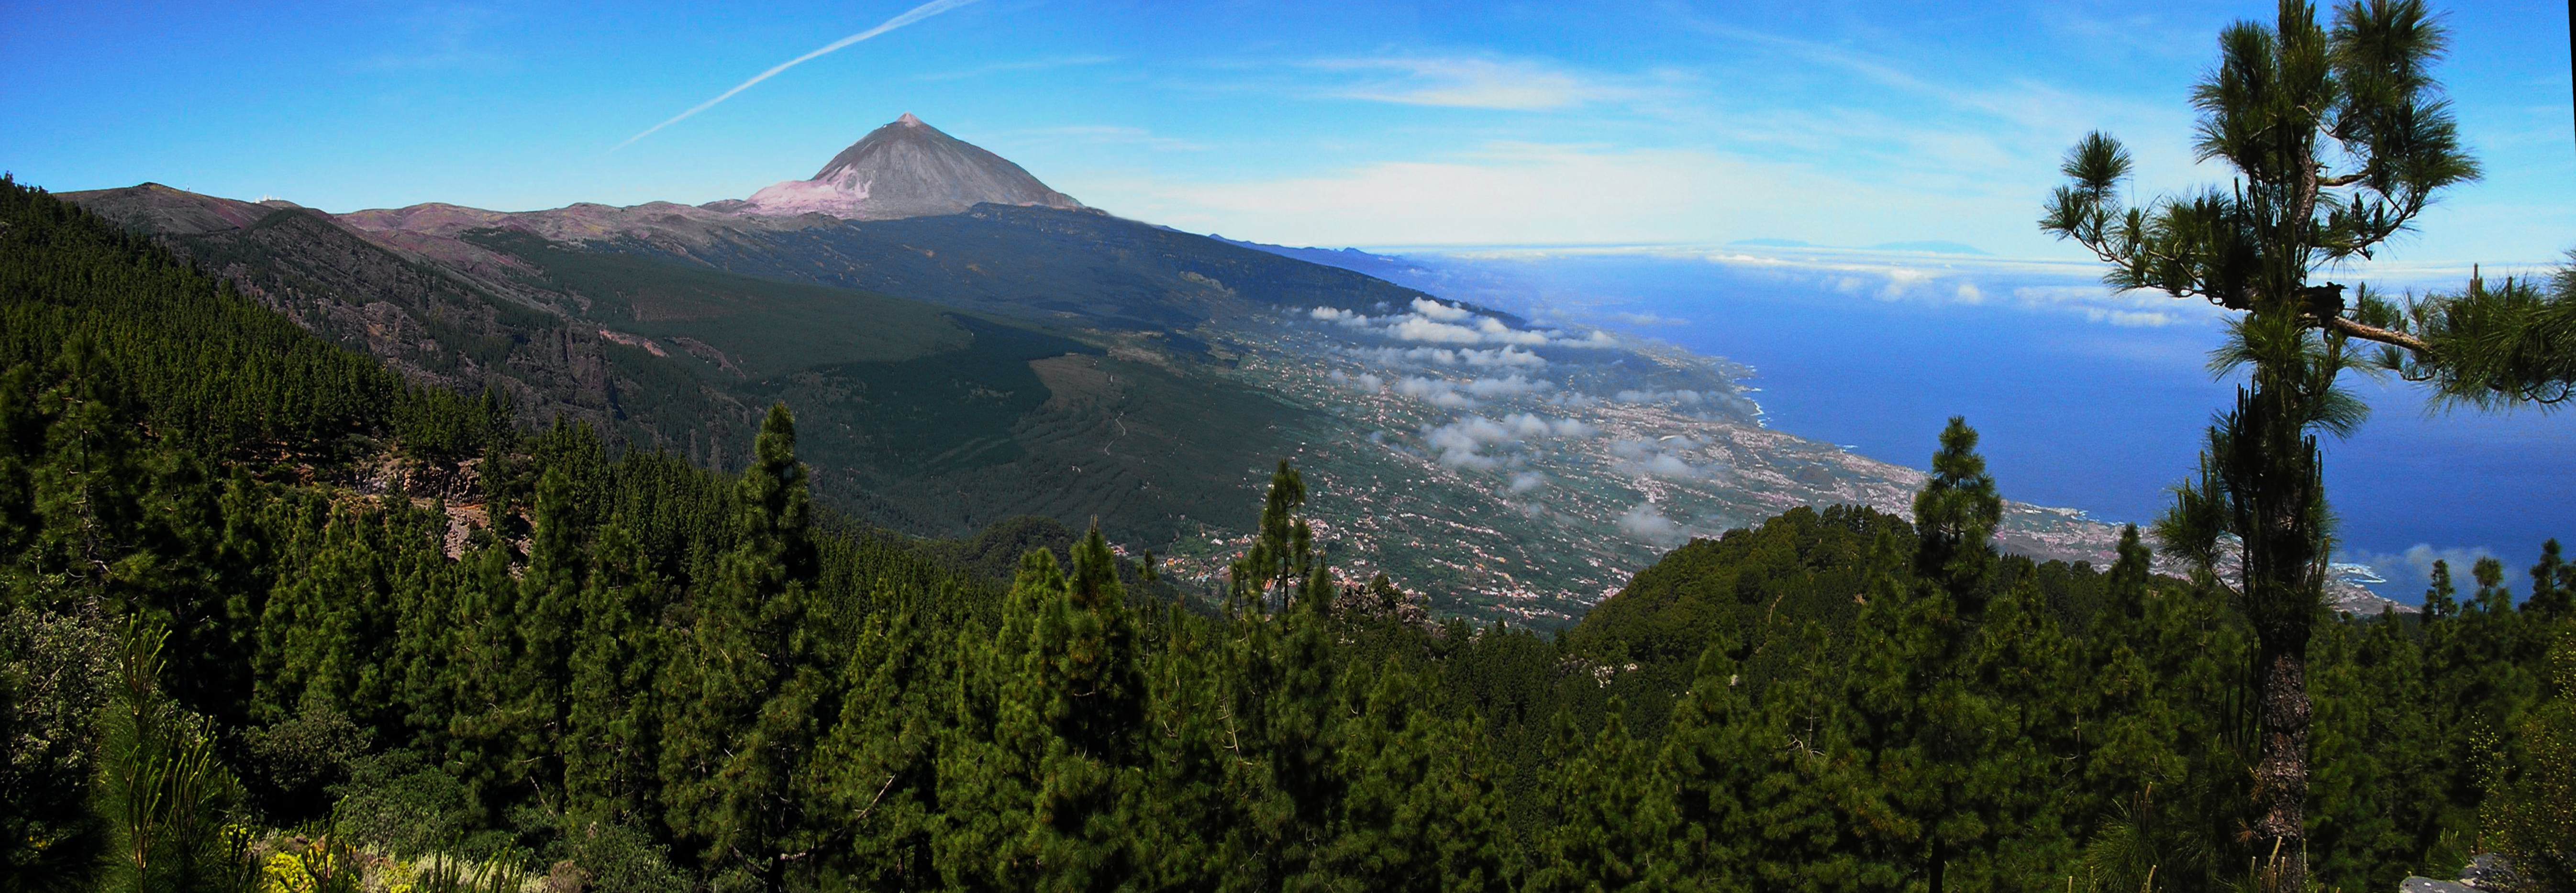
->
[[64, 183, 277, 236]]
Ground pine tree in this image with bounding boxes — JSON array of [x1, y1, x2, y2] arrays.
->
[[2422, 556, 2538, 849], [2371, 260, 2576, 409], [27, 336, 153, 606], [94, 618, 254, 893], [562, 519, 669, 827], [806, 609, 939, 890], [2528, 540, 2573, 620], [659, 403, 822, 884], [1772, 616, 1908, 892], [2043, 4, 2488, 883], [2482, 617, 2575, 892], [1188, 461, 1349, 885], [1526, 698, 1676, 892], [1660, 639, 1757, 891], [0, 363, 40, 572], [1229, 461, 1326, 617], [935, 535, 1151, 891], [2308, 617, 2400, 890], [1130, 600, 1258, 891], [1914, 417, 2001, 613], [511, 463, 584, 800], [1898, 418, 2005, 893], [1950, 573, 2084, 890], [1316, 660, 1512, 891], [2424, 558, 2459, 620], [2076, 526, 2191, 828], [254, 502, 408, 732], [0, 604, 111, 890], [1002, 526, 1147, 889], [439, 535, 528, 822]]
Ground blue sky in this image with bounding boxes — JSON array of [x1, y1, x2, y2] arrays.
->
[[8, 0, 2569, 261]]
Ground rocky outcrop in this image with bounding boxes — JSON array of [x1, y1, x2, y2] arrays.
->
[[2400, 853, 2523, 893]]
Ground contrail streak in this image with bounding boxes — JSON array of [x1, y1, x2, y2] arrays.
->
[[613, 0, 985, 151]]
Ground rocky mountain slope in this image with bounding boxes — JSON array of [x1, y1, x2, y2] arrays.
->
[[738, 112, 1086, 219]]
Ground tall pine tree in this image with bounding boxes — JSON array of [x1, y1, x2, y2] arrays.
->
[[660, 403, 822, 885]]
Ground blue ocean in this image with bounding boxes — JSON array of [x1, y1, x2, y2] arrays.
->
[[1388, 247, 2576, 602]]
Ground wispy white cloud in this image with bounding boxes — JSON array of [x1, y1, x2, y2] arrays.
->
[[1097, 18, 2218, 255], [615, 0, 988, 151], [1411, 298, 1472, 321], [1424, 415, 1518, 468], [1302, 56, 1645, 110], [1464, 375, 1552, 398], [1009, 124, 1209, 152], [1613, 311, 1689, 326], [1125, 141, 1942, 247], [2088, 309, 2176, 327], [1617, 503, 1686, 544], [1421, 412, 1595, 469], [1613, 387, 1708, 405], [1339, 343, 1548, 368], [360, 5, 512, 73], [1398, 375, 1484, 409], [1312, 298, 1612, 349], [1394, 374, 1555, 408], [1680, 16, 2190, 149], [1607, 436, 1719, 480], [1390, 314, 1554, 346], [2028, 8, 2221, 64], [1325, 369, 1385, 392], [1383, 242, 2237, 331], [2345, 543, 2502, 597], [915, 54, 1117, 82]]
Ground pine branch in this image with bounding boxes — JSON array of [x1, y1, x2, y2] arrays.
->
[[2319, 315, 2429, 353]]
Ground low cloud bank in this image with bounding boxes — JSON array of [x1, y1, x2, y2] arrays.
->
[[1308, 301, 1619, 350], [1325, 369, 1386, 392], [1421, 412, 1598, 469], [1618, 502, 1685, 544], [1608, 437, 1718, 480], [1394, 374, 1554, 408]]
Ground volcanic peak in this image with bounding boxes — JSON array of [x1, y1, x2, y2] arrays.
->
[[743, 113, 1085, 220]]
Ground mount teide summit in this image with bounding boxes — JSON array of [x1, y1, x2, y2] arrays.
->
[[733, 113, 1087, 219]]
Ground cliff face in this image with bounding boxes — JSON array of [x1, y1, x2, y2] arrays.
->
[[742, 112, 1087, 220]]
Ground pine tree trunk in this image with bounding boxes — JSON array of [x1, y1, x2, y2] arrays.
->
[[2254, 643, 2310, 893], [2240, 352, 2322, 893]]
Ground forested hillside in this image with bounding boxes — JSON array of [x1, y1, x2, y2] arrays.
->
[[3, 176, 2571, 892]]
